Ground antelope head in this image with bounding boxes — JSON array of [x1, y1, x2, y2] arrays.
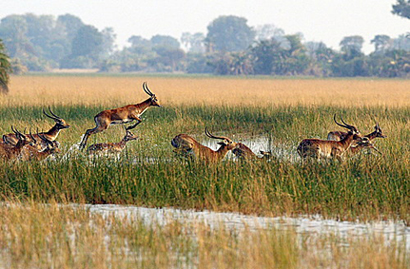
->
[[356, 137, 383, 155], [123, 130, 139, 142], [43, 107, 70, 130], [205, 128, 236, 150], [373, 122, 386, 138], [143, 82, 161, 107]]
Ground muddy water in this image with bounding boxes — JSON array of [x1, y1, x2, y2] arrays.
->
[[86, 204, 410, 247]]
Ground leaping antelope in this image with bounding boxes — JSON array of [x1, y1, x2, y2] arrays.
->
[[297, 115, 364, 161], [232, 143, 272, 161], [3, 107, 69, 148], [327, 122, 386, 155], [87, 127, 140, 155], [171, 128, 237, 164], [79, 82, 160, 150], [0, 126, 34, 160]]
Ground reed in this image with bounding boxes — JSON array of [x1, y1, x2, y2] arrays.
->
[[0, 201, 408, 268]]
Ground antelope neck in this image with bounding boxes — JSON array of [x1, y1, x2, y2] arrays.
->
[[135, 98, 152, 114], [43, 125, 61, 140], [339, 132, 356, 148]]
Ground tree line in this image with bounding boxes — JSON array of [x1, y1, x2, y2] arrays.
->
[[0, 1, 409, 78]]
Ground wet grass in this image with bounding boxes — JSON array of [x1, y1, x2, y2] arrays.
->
[[0, 201, 408, 269]]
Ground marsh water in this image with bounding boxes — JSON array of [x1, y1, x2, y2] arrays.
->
[[62, 135, 407, 246], [86, 204, 410, 247]]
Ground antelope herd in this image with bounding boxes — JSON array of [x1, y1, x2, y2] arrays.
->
[[0, 82, 386, 163]]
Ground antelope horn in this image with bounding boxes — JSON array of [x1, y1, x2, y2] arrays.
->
[[205, 128, 231, 141], [29, 128, 37, 144], [333, 114, 347, 129], [143, 82, 154, 97], [340, 115, 354, 129], [43, 107, 59, 121], [376, 122, 380, 129], [12, 126, 25, 140], [48, 107, 62, 120]]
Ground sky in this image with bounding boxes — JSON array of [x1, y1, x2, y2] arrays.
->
[[1, 0, 409, 54]]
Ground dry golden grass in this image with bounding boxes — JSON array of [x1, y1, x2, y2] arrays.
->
[[2, 75, 409, 108]]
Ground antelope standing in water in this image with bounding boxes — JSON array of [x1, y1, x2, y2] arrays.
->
[[232, 143, 272, 161], [171, 128, 237, 164], [297, 115, 365, 161], [87, 128, 139, 155], [79, 82, 160, 150], [3, 108, 69, 148], [0, 127, 34, 160], [327, 122, 386, 155]]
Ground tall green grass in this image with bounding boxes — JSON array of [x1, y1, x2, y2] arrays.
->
[[0, 105, 408, 222]]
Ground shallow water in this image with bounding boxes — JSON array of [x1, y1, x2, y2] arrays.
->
[[85, 204, 410, 247]]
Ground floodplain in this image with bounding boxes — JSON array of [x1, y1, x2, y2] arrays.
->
[[0, 75, 409, 268]]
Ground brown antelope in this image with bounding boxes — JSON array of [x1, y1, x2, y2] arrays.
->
[[79, 82, 160, 150], [0, 127, 34, 160], [171, 128, 237, 164], [19, 133, 61, 161], [87, 128, 139, 155], [327, 122, 386, 155], [3, 107, 69, 148], [232, 142, 272, 161], [297, 115, 364, 161]]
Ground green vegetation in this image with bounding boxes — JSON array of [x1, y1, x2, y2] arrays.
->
[[0, 12, 408, 77], [0, 201, 408, 268], [0, 105, 408, 223]]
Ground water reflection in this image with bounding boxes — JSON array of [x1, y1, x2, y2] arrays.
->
[[85, 204, 410, 247]]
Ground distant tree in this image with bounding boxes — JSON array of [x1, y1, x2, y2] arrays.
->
[[100, 27, 117, 58], [0, 39, 11, 93], [206, 15, 255, 52], [305, 41, 335, 76], [71, 25, 103, 60], [339, 36, 364, 60], [250, 39, 282, 75], [0, 15, 29, 57], [152, 46, 185, 71], [255, 24, 284, 41], [57, 14, 85, 41], [392, 0, 410, 19], [392, 34, 410, 51], [151, 35, 180, 49], [181, 32, 205, 53], [128, 35, 150, 47], [371, 35, 392, 53]]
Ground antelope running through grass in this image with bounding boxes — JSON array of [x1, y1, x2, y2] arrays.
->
[[327, 122, 386, 155], [87, 128, 140, 155], [3, 107, 69, 148], [297, 114, 365, 161], [0, 127, 34, 160], [79, 82, 160, 150], [171, 128, 237, 164], [20, 132, 61, 161], [232, 142, 272, 161]]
